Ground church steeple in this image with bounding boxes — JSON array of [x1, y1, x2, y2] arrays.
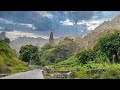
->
[[49, 32, 54, 45]]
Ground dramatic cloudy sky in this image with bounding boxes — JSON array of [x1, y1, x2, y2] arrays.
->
[[0, 11, 120, 40]]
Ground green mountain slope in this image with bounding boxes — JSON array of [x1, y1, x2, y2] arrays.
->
[[0, 40, 30, 74]]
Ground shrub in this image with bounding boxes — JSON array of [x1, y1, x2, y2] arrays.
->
[[95, 50, 110, 63], [76, 49, 95, 64], [101, 68, 120, 79]]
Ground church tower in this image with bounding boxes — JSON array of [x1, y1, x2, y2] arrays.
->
[[49, 32, 54, 45]]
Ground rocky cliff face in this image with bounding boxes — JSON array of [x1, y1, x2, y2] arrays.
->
[[0, 32, 7, 40], [66, 14, 120, 49], [83, 14, 120, 49]]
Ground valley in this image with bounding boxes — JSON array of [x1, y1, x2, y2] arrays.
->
[[0, 11, 120, 79]]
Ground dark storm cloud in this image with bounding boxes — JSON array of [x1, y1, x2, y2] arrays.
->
[[49, 11, 95, 24], [0, 11, 97, 32], [0, 11, 119, 39], [68, 11, 94, 23], [0, 11, 55, 31], [38, 11, 95, 31]]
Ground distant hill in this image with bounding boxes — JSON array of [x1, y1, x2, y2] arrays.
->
[[10, 35, 85, 53], [10, 37, 62, 53]]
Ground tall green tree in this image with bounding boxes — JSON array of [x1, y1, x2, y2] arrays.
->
[[19, 45, 39, 65], [94, 31, 120, 63]]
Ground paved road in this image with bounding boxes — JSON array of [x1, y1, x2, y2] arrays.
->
[[0, 69, 44, 79]]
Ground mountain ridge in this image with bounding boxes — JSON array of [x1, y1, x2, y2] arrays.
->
[[83, 14, 120, 48]]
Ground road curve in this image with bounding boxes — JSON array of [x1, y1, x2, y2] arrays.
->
[[0, 69, 44, 79]]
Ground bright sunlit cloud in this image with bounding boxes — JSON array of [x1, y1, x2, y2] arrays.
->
[[77, 20, 105, 30], [6, 30, 49, 40], [60, 19, 74, 25]]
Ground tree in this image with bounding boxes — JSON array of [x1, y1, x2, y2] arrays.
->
[[76, 49, 95, 64], [19, 45, 39, 65], [94, 31, 120, 63], [41, 43, 53, 50]]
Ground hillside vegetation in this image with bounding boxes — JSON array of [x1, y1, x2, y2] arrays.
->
[[0, 40, 30, 74], [46, 30, 120, 79], [38, 37, 84, 65]]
